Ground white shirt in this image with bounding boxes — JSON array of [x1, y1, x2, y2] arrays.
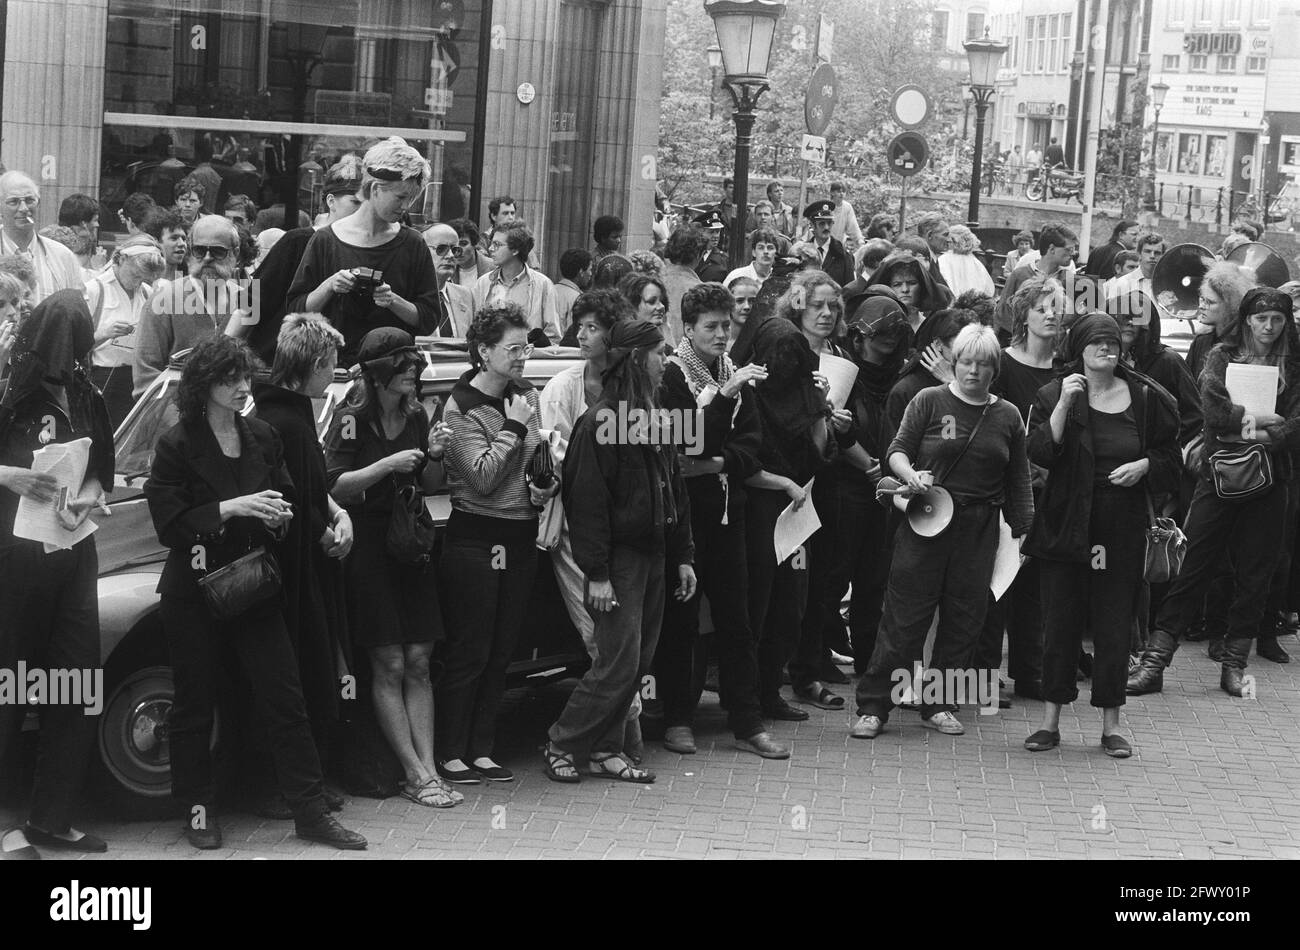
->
[[0, 228, 84, 303], [723, 264, 770, 288], [830, 199, 863, 247], [86, 271, 152, 368], [1105, 267, 1150, 301]]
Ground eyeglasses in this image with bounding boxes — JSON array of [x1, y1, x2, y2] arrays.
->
[[498, 343, 535, 360], [3, 196, 38, 209], [189, 244, 232, 261], [430, 243, 456, 257]]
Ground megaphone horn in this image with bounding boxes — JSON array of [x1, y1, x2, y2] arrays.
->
[[906, 486, 955, 538], [1151, 243, 1216, 319], [1226, 242, 1291, 289]]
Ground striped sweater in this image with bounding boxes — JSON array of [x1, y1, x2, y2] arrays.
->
[[443, 370, 541, 543]]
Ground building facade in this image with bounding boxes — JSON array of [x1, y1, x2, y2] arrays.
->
[[0, 0, 666, 272]]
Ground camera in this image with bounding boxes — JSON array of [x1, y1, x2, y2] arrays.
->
[[350, 266, 383, 296]]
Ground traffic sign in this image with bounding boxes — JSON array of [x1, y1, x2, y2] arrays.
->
[[804, 63, 839, 136], [800, 134, 827, 164], [889, 84, 932, 129], [887, 132, 929, 177]]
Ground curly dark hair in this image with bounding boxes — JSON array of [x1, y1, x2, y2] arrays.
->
[[571, 288, 632, 331], [681, 282, 734, 326], [664, 225, 709, 266], [618, 273, 668, 314], [175, 174, 207, 203], [466, 302, 529, 371], [447, 217, 480, 247], [953, 289, 996, 326], [592, 254, 633, 289], [177, 335, 262, 425]]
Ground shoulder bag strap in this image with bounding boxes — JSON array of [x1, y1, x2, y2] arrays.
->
[[936, 399, 991, 486]]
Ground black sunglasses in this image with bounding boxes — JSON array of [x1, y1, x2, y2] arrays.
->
[[430, 243, 456, 257], [189, 244, 231, 261]]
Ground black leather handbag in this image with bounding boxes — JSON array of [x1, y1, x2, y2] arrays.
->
[[1208, 443, 1273, 502], [387, 482, 437, 564], [196, 546, 282, 620]]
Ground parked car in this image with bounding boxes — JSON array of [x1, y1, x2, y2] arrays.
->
[[90, 341, 591, 813]]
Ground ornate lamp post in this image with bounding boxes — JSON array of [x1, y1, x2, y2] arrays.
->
[[705, 0, 787, 270], [1145, 79, 1169, 211], [963, 28, 1008, 226], [707, 44, 722, 121]]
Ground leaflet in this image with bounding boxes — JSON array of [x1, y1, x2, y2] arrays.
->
[[12, 438, 99, 552]]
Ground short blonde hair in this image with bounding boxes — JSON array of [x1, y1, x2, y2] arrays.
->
[[948, 224, 980, 255], [272, 312, 344, 389], [359, 137, 430, 200], [950, 323, 1002, 379]]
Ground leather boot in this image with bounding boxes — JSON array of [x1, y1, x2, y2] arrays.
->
[[1219, 637, 1253, 697], [1126, 629, 1178, 695], [1207, 637, 1227, 662]]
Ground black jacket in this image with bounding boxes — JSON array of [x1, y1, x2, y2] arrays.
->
[[1126, 306, 1204, 447], [1023, 370, 1182, 563], [811, 236, 852, 287], [562, 397, 694, 581], [145, 414, 294, 600]]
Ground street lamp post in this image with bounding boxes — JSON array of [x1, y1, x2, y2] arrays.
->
[[963, 29, 1008, 226], [705, 0, 786, 271], [707, 44, 722, 121], [1145, 79, 1169, 212]]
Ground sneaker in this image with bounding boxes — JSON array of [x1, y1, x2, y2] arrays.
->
[[922, 711, 964, 735], [850, 714, 883, 739]]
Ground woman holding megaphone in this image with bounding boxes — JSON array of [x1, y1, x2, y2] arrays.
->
[[850, 324, 1034, 741]]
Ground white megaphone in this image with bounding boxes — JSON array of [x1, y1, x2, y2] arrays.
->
[[875, 472, 956, 537]]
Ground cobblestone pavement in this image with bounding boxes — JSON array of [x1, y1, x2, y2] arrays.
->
[[5, 633, 1299, 860]]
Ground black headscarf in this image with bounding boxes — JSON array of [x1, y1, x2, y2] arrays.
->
[[872, 250, 950, 316], [844, 290, 912, 398], [1063, 312, 1121, 365], [601, 318, 665, 385], [0, 289, 114, 488]]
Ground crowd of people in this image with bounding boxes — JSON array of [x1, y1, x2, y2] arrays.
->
[[2, 132, 1300, 859]]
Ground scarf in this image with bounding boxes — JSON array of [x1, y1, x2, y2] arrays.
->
[[670, 344, 738, 524]]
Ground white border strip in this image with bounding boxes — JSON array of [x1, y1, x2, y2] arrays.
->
[[103, 112, 467, 143]]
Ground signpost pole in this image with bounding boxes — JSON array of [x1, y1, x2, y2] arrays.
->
[[798, 161, 809, 237], [899, 174, 907, 234]]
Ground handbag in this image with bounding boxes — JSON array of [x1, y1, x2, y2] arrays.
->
[[1208, 443, 1273, 502], [387, 481, 438, 564], [196, 546, 282, 620], [1143, 494, 1187, 584], [533, 430, 565, 551]]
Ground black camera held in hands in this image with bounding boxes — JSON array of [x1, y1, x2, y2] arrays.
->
[[350, 266, 384, 296]]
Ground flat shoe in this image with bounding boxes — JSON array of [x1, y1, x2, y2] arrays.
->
[[734, 732, 790, 759], [295, 815, 367, 850], [23, 824, 107, 853], [1101, 734, 1133, 758], [588, 753, 655, 783], [470, 761, 515, 782], [1257, 637, 1291, 664], [762, 700, 810, 722], [1024, 729, 1060, 751], [793, 681, 845, 710], [436, 760, 482, 785], [663, 726, 697, 754], [0, 827, 39, 860], [921, 711, 964, 736], [850, 714, 883, 739]]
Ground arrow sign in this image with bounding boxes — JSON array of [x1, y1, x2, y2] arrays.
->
[[887, 131, 929, 178], [800, 134, 827, 164]]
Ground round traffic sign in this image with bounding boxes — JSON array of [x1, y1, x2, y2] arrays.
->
[[805, 63, 839, 137], [890, 84, 932, 129], [887, 131, 929, 177]]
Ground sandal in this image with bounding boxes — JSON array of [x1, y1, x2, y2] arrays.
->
[[544, 744, 581, 784], [401, 777, 459, 808], [588, 752, 655, 784], [794, 681, 845, 710]]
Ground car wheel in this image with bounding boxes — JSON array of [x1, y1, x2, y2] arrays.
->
[[94, 665, 182, 817]]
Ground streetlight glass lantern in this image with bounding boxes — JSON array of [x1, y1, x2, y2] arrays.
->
[[1150, 80, 1170, 111], [707, 44, 723, 71], [704, 0, 787, 80], [963, 29, 1008, 89]]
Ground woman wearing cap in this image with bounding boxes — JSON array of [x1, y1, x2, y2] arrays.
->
[[656, 282, 788, 759], [289, 138, 442, 366], [1130, 289, 1300, 697], [439, 303, 556, 784], [0, 291, 113, 858], [545, 318, 696, 783], [249, 155, 363, 365], [729, 272, 837, 722], [817, 288, 913, 673], [148, 334, 366, 850], [851, 324, 1034, 740], [1023, 314, 1182, 756], [325, 327, 461, 808], [84, 234, 167, 426]]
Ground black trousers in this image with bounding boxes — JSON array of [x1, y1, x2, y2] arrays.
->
[[1154, 477, 1289, 651], [976, 558, 1043, 684], [790, 475, 840, 690], [0, 540, 99, 833], [855, 503, 1001, 720], [1263, 479, 1300, 621], [1039, 486, 1146, 708], [659, 498, 763, 738], [814, 478, 890, 675], [90, 365, 134, 431], [747, 487, 810, 710], [160, 595, 327, 820]]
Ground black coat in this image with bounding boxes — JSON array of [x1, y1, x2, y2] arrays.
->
[[144, 414, 294, 601], [697, 249, 730, 284], [813, 237, 852, 287], [1023, 371, 1182, 563], [252, 383, 346, 717]]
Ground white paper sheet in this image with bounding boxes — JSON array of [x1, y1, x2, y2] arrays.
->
[[819, 352, 859, 411], [773, 477, 820, 564], [12, 437, 99, 552], [1225, 363, 1279, 419], [989, 513, 1025, 601]]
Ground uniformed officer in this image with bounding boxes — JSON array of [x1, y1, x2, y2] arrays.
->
[[694, 211, 730, 284], [803, 200, 852, 287]]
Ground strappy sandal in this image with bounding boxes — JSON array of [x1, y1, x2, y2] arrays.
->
[[794, 681, 845, 710], [588, 752, 655, 784], [544, 744, 581, 784], [401, 777, 459, 808]]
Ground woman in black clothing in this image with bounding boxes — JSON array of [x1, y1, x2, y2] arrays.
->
[[145, 335, 366, 850], [881, 307, 982, 458], [0, 291, 113, 858], [1107, 292, 1202, 444], [325, 328, 460, 808], [657, 283, 788, 759], [1186, 262, 1255, 381], [1024, 314, 1182, 757], [730, 271, 836, 722], [1129, 289, 1300, 697], [250, 313, 352, 814], [871, 250, 951, 332], [288, 138, 442, 365]]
